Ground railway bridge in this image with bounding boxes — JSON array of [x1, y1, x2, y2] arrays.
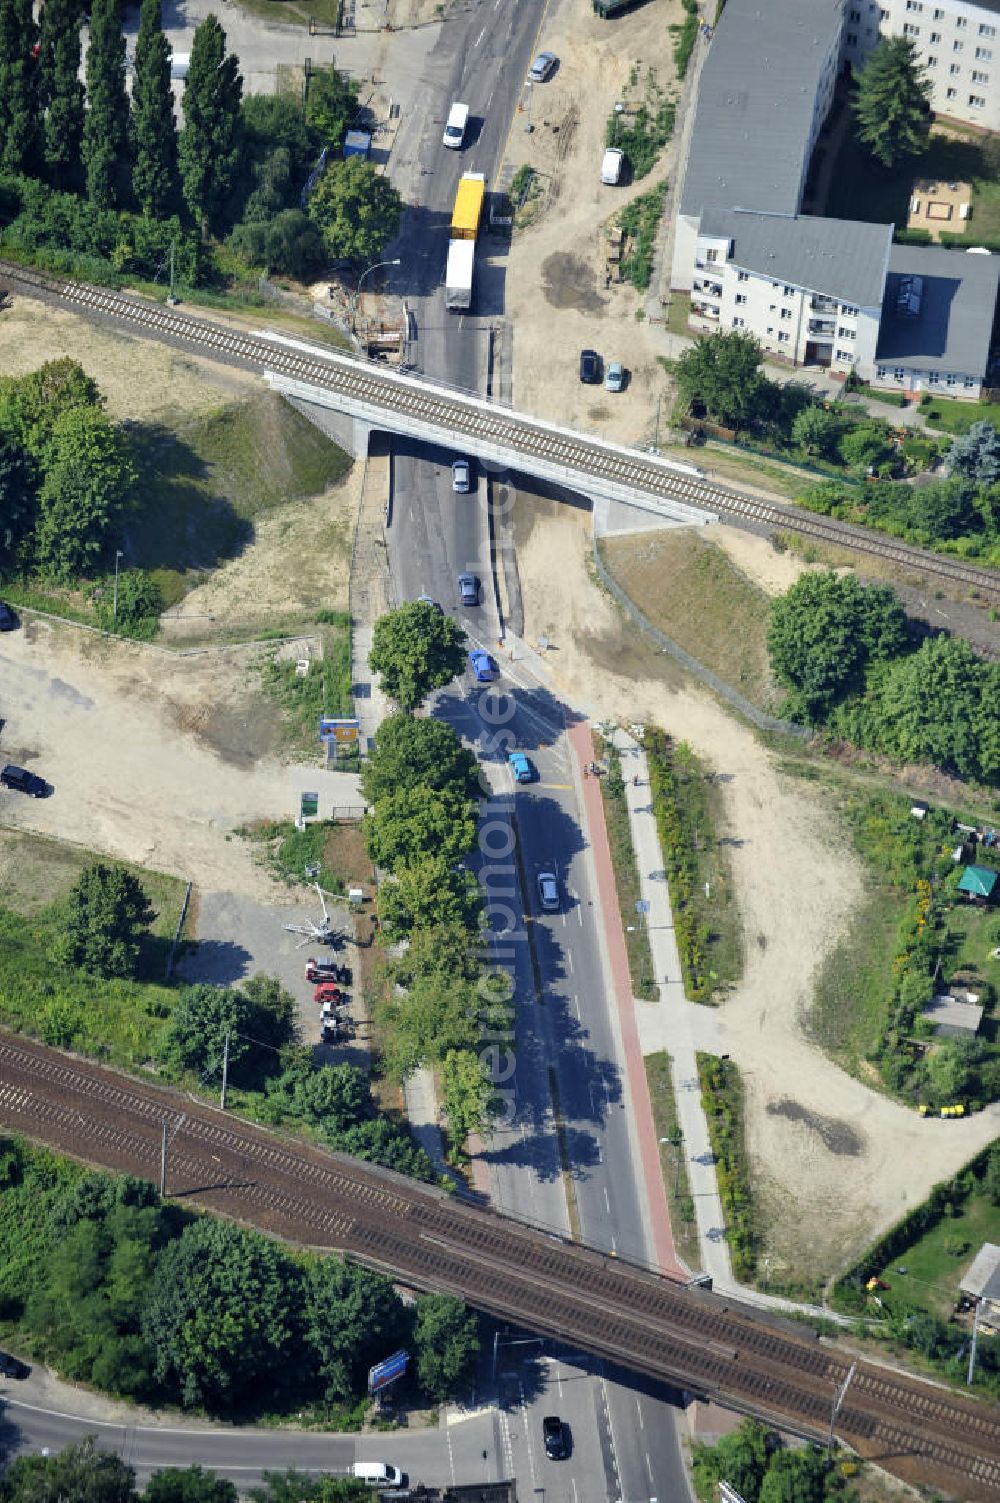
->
[[0, 1032, 998, 1501]]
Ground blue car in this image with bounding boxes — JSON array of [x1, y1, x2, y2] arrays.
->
[[509, 751, 535, 783], [469, 649, 497, 683]]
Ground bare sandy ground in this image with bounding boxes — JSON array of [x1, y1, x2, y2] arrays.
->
[[515, 498, 1000, 1279]]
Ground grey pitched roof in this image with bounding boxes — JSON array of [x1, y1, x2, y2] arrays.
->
[[961, 1243, 1000, 1302], [679, 0, 842, 220], [699, 207, 893, 307], [876, 244, 1000, 376]]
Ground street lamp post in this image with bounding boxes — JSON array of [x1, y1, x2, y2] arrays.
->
[[352, 257, 401, 336], [112, 549, 124, 622]]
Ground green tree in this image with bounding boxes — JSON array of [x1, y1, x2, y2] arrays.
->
[[839, 421, 892, 472], [767, 570, 907, 722], [364, 783, 478, 871], [336, 1115, 434, 1180], [304, 64, 357, 150], [691, 1419, 771, 1502], [93, 568, 162, 639], [790, 405, 842, 458], [263, 1056, 369, 1133], [0, 428, 34, 570], [441, 1047, 494, 1144], [360, 712, 482, 805], [985, 1143, 1000, 1207], [144, 1470, 237, 1503], [33, 404, 135, 582], [378, 972, 483, 1080], [59, 862, 154, 978], [0, 357, 103, 459], [132, 0, 180, 218], [393, 921, 482, 985], [162, 984, 253, 1079], [412, 1294, 479, 1403], [239, 973, 300, 1077], [179, 15, 243, 234], [82, 0, 131, 208], [302, 1257, 406, 1404], [142, 1218, 303, 1411], [758, 1446, 829, 1503], [227, 210, 326, 279], [672, 329, 773, 432], [944, 420, 1000, 486], [39, 0, 84, 189], [249, 1473, 370, 1503], [853, 36, 932, 168], [377, 854, 483, 939], [369, 602, 467, 711], [0, 0, 40, 175], [308, 157, 403, 263], [0, 1440, 138, 1503]]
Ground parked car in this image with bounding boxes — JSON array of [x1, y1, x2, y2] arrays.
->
[[469, 648, 497, 682], [451, 457, 472, 493], [601, 147, 624, 185], [305, 957, 340, 983], [0, 1352, 30, 1380], [314, 983, 343, 1006], [543, 1415, 569, 1460], [0, 764, 47, 797], [605, 361, 626, 392], [528, 50, 557, 82], [579, 348, 601, 384], [417, 594, 443, 613], [0, 600, 19, 631], [509, 751, 535, 783], [537, 871, 559, 911], [458, 573, 479, 606]]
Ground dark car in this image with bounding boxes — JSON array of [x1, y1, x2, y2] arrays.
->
[[579, 349, 601, 384], [543, 1415, 568, 1460], [0, 600, 18, 631], [458, 573, 479, 606], [1, 764, 47, 797], [0, 1352, 30, 1379]]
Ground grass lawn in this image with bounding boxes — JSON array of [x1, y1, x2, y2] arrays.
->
[[645, 1051, 700, 1270], [827, 123, 1000, 239], [0, 830, 188, 1067], [256, 615, 354, 759], [599, 529, 781, 714], [888, 1187, 1000, 1320], [919, 393, 1000, 435], [128, 392, 352, 592], [230, 0, 342, 28], [594, 734, 657, 1001]]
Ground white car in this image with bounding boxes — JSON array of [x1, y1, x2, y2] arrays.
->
[[451, 457, 472, 492], [537, 871, 559, 911], [601, 148, 624, 185]]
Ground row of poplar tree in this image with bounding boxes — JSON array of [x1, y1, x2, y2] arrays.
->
[[0, 0, 242, 233]]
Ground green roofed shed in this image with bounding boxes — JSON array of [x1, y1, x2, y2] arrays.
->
[[957, 865, 999, 900]]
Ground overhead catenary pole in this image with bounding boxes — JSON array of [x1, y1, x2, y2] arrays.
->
[[160, 1120, 168, 1195], [828, 1361, 856, 1456], [220, 1030, 231, 1110]]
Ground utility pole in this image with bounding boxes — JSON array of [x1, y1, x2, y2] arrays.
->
[[112, 548, 124, 621], [828, 1361, 856, 1456], [160, 1121, 168, 1196], [167, 242, 179, 306], [968, 1296, 982, 1386], [220, 1030, 231, 1110]]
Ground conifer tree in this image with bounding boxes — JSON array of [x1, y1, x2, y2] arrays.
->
[[39, 0, 84, 189], [132, 0, 179, 216], [854, 36, 932, 168], [0, 0, 41, 175], [178, 15, 243, 235], [82, 0, 131, 208]]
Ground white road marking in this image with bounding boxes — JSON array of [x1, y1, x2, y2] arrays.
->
[[572, 993, 580, 1018], [566, 951, 574, 973], [475, 25, 486, 45], [604, 1186, 611, 1212], [636, 1396, 644, 1430]]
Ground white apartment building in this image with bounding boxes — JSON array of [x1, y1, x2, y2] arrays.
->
[[692, 209, 890, 375], [842, 0, 1000, 133]]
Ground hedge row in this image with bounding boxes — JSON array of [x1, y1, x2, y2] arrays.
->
[[831, 1139, 998, 1312], [697, 1052, 757, 1279], [646, 729, 711, 1000]]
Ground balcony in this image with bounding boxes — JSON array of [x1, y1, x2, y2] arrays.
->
[[696, 280, 724, 299], [810, 296, 837, 314], [808, 319, 836, 336]]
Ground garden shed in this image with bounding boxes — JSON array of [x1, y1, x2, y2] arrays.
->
[[961, 1243, 1000, 1333], [957, 865, 998, 903], [923, 991, 984, 1039]]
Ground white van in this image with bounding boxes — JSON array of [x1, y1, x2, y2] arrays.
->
[[443, 101, 469, 149], [601, 147, 624, 185], [352, 1463, 405, 1487]]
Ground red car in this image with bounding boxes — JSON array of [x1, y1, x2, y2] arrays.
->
[[314, 983, 343, 1006], [305, 956, 339, 983]]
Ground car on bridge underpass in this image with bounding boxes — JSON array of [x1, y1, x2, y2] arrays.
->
[[469, 649, 498, 682], [451, 457, 472, 492], [509, 751, 535, 782], [543, 1415, 569, 1459]]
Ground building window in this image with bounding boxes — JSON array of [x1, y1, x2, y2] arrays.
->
[[840, 304, 858, 316], [972, 70, 989, 83], [903, 22, 920, 34], [956, 15, 967, 28], [932, 5, 943, 15], [964, 376, 976, 388], [737, 270, 749, 281], [846, 30, 858, 43], [928, 54, 938, 65], [930, 29, 941, 41], [946, 373, 957, 386], [880, 8, 889, 18], [766, 327, 774, 335], [970, 93, 986, 106], [928, 371, 940, 385], [780, 307, 793, 319], [735, 293, 747, 305], [732, 317, 745, 328], [705, 248, 719, 262], [976, 45, 992, 58], [905, 0, 922, 10], [783, 285, 795, 296], [777, 332, 790, 344], [950, 62, 962, 73], [893, 367, 905, 380], [946, 86, 957, 97], [837, 327, 856, 340], [953, 39, 964, 51], [980, 23, 997, 38], [835, 349, 854, 362], [876, 366, 887, 379]]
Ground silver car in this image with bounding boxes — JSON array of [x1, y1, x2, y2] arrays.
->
[[537, 871, 559, 911], [605, 361, 625, 392], [528, 51, 557, 82], [451, 457, 472, 493]]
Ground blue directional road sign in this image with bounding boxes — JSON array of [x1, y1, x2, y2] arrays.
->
[[368, 1349, 409, 1394]]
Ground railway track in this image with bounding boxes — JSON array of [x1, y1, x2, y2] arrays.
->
[[1, 1032, 998, 1499], [2, 257, 1000, 603]]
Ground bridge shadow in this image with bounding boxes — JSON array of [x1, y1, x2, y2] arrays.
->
[[387, 203, 452, 301]]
